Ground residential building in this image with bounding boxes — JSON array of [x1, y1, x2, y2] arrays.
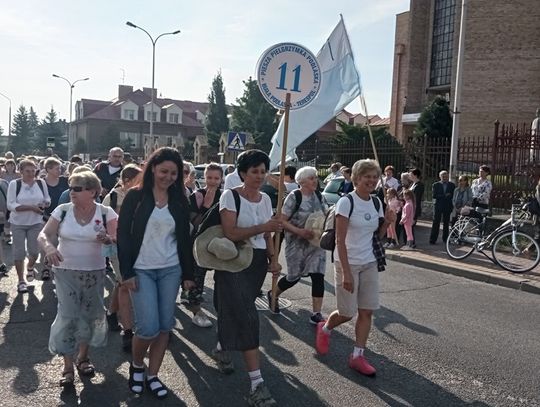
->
[[390, 0, 540, 144], [71, 85, 209, 157]]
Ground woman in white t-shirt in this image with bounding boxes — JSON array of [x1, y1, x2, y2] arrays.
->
[[38, 171, 118, 387], [6, 159, 50, 293], [214, 150, 282, 405], [315, 159, 395, 377]]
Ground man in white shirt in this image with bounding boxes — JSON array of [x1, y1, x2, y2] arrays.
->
[[223, 168, 243, 190]]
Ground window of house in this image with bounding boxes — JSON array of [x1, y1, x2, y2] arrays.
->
[[146, 111, 158, 122], [429, 0, 456, 87], [124, 109, 135, 120], [169, 113, 179, 123], [120, 132, 139, 148]]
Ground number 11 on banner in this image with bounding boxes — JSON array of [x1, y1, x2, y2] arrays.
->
[[277, 63, 301, 92]]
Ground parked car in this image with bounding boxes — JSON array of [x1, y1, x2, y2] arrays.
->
[[194, 163, 233, 189], [322, 176, 345, 206]]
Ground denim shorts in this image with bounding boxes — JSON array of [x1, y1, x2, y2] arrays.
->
[[130, 264, 182, 339]]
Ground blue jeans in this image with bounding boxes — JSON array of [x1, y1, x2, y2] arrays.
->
[[130, 264, 182, 339]]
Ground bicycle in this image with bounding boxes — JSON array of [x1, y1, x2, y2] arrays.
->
[[446, 203, 540, 273]]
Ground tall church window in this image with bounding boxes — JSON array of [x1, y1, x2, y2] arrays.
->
[[430, 0, 456, 87]]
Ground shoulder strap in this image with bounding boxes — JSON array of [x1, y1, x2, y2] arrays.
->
[[371, 194, 381, 212], [16, 179, 21, 196], [231, 188, 241, 214], [37, 179, 45, 195], [289, 189, 303, 220], [0, 183, 6, 202], [110, 191, 118, 210], [346, 193, 354, 218]]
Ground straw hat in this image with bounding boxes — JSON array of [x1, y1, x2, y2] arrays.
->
[[193, 225, 253, 272], [304, 210, 327, 247]]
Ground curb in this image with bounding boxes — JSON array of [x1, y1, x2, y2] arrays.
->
[[386, 252, 540, 296]]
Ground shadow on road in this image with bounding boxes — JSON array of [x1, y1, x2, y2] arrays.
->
[[373, 306, 438, 342], [266, 308, 487, 407]]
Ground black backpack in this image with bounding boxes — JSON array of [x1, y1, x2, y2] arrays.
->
[[288, 189, 324, 220], [319, 194, 381, 251], [194, 189, 240, 239]]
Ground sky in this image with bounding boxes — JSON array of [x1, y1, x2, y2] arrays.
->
[[0, 0, 409, 132]]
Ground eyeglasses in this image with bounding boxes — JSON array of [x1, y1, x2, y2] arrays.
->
[[111, 155, 123, 159], [69, 186, 88, 192]]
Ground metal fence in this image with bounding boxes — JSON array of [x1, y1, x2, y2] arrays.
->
[[291, 121, 538, 211]]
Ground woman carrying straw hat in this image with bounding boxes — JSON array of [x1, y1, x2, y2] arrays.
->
[[212, 149, 282, 406]]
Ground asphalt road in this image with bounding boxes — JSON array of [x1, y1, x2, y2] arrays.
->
[[0, 253, 538, 407]]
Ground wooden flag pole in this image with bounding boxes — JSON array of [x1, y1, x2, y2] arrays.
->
[[271, 92, 291, 312]]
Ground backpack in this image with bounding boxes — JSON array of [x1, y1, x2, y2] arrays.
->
[[319, 194, 381, 251], [109, 190, 118, 211], [288, 189, 324, 220], [194, 189, 240, 239]]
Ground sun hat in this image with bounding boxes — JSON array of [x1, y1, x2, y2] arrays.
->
[[304, 210, 327, 247], [193, 225, 253, 272]]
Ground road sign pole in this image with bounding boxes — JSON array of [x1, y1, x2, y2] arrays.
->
[[271, 92, 291, 312]]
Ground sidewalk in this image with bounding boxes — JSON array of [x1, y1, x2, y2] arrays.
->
[[385, 220, 540, 295]]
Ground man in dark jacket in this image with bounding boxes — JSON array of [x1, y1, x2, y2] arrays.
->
[[94, 147, 124, 198], [430, 170, 456, 244]]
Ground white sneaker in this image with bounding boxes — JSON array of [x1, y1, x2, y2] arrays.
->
[[387, 243, 396, 249], [383, 242, 391, 248], [400, 245, 414, 251], [192, 311, 213, 328]]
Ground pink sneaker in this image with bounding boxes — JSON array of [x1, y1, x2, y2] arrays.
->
[[348, 354, 376, 376], [315, 322, 330, 355]]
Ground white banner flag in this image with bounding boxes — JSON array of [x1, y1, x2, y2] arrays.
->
[[268, 17, 362, 169]]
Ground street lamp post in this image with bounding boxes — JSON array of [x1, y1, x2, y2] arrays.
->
[[52, 74, 89, 157], [0, 92, 11, 137], [125, 21, 180, 146]]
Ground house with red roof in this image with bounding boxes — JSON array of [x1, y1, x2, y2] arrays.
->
[[71, 85, 208, 157]]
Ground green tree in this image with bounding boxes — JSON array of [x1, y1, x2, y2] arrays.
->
[[205, 70, 229, 148], [413, 96, 452, 140], [37, 108, 65, 156], [28, 106, 39, 133], [96, 124, 120, 153], [231, 77, 277, 153], [10, 105, 31, 155]]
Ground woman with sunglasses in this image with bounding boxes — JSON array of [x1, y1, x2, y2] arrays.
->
[[38, 171, 118, 387], [117, 147, 195, 399]]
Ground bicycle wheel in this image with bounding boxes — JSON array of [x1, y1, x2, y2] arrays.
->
[[446, 223, 477, 260], [492, 231, 540, 273]]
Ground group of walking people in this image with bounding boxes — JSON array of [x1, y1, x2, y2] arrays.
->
[[1, 143, 496, 405], [4, 144, 395, 406]]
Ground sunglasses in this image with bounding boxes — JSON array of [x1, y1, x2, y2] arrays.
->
[[69, 186, 89, 192]]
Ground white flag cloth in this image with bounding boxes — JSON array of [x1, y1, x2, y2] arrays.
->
[[268, 17, 361, 169]]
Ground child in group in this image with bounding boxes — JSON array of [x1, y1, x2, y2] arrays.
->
[[400, 189, 416, 250], [385, 188, 402, 249]]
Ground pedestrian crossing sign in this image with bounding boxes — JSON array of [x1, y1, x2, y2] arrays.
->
[[227, 132, 246, 151]]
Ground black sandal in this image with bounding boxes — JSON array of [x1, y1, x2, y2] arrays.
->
[[129, 363, 145, 395], [146, 376, 168, 399], [75, 358, 95, 377], [42, 268, 50, 281], [59, 369, 75, 387]]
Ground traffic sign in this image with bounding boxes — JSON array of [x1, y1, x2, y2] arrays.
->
[[46, 137, 55, 148], [256, 42, 322, 110], [227, 132, 246, 151]]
